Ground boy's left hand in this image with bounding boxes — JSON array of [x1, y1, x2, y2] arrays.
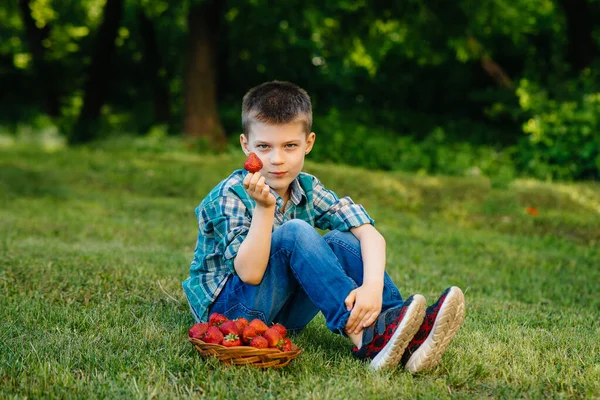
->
[[344, 284, 383, 334]]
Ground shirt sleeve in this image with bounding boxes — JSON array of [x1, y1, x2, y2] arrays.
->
[[200, 194, 251, 274], [311, 177, 374, 231]]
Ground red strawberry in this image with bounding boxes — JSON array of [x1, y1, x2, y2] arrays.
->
[[219, 320, 239, 336], [241, 325, 258, 344], [235, 318, 249, 333], [243, 152, 263, 173], [188, 322, 209, 339], [222, 333, 242, 347], [271, 323, 287, 338], [280, 337, 293, 352], [249, 319, 268, 335], [264, 327, 282, 348], [202, 326, 224, 344], [208, 313, 227, 326], [249, 335, 269, 349]]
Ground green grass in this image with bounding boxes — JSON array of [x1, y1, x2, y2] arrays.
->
[[1, 140, 600, 399]]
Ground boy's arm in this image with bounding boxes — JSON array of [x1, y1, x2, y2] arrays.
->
[[233, 172, 276, 285], [344, 223, 386, 334]]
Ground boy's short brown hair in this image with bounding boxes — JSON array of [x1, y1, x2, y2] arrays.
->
[[242, 81, 312, 136]]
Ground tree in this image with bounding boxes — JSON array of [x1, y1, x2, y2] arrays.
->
[[559, 0, 598, 72], [71, 0, 124, 143], [183, 0, 226, 148], [137, 8, 171, 125], [18, 0, 60, 117]]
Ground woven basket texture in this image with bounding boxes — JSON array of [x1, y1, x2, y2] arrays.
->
[[190, 338, 301, 368]]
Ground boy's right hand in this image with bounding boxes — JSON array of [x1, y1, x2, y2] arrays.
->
[[243, 172, 276, 208]]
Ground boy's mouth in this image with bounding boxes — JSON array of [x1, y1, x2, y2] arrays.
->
[[270, 171, 287, 177]]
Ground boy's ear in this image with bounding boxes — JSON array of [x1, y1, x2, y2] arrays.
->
[[305, 132, 316, 154], [240, 133, 249, 155]]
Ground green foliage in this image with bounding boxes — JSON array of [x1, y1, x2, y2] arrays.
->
[[515, 73, 600, 180], [310, 109, 517, 182], [1, 0, 600, 181]]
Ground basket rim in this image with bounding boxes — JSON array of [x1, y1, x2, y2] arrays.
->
[[189, 337, 301, 354]]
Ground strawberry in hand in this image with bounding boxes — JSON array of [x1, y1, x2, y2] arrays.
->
[[243, 152, 263, 173], [242, 163, 275, 208]]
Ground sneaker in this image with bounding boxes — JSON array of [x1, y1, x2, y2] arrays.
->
[[401, 286, 465, 374], [352, 294, 426, 370]]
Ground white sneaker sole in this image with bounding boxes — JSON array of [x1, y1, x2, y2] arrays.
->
[[370, 294, 426, 371], [404, 286, 465, 374]]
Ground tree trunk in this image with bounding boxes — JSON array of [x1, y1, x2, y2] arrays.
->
[[18, 0, 60, 117], [71, 0, 123, 143], [467, 36, 513, 90], [559, 0, 598, 71], [183, 0, 226, 148], [137, 10, 171, 124]]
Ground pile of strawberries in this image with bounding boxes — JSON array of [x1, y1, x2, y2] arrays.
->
[[188, 313, 295, 352]]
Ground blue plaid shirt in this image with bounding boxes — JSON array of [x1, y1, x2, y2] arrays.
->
[[182, 169, 374, 322]]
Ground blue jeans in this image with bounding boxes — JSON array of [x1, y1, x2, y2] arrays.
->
[[208, 220, 404, 335]]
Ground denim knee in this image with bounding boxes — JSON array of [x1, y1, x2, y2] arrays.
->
[[323, 230, 361, 259], [272, 219, 320, 251]]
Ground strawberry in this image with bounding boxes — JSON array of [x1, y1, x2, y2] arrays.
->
[[249, 335, 269, 349], [271, 323, 287, 338], [242, 325, 258, 344], [280, 337, 293, 352], [202, 326, 224, 344], [243, 152, 263, 173], [263, 327, 282, 348], [248, 319, 268, 335], [208, 313, 227, 326], [234, 317, 249, 333], [188, 322, 209, 339], [222, 333, 242, 347], [218, 320, 239, 336]]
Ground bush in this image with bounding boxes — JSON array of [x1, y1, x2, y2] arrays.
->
[[311, 109, 517, 180], [515, 77, 600, 180]]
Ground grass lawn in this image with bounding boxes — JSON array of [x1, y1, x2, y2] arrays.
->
[[1, 139, 600, 399]]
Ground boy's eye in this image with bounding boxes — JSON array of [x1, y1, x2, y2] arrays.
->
[[285, 144, 298, 148], [256, 144, 269, 149]]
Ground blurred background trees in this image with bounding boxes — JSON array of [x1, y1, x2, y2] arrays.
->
[[1, 0, 599, 180]]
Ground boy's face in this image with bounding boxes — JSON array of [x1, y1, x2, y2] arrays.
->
[[240, 121, 316, 200]]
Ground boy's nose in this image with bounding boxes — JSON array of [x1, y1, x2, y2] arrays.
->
[[270, 150, 285, 164]]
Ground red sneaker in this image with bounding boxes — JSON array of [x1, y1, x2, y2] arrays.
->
[[352, 294, 426, 370], [401, 286, 465, 373]]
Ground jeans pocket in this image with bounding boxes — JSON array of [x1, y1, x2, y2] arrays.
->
[[218, 302, 267, 323]]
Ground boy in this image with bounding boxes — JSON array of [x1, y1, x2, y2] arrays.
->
[[182, 81, 465, 372]]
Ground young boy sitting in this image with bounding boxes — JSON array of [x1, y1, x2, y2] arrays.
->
[[182, 81, 465, 372]]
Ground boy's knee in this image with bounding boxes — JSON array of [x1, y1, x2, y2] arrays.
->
[[324, 230, 359, 248], [279, 219, 314, 236], [273, 219, 318, 248]]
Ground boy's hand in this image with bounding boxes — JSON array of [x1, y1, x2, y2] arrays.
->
[[344, 283, 383, 335], [243, 172, 276, 208]]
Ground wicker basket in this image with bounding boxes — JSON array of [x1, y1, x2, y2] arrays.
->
[[189, 338, 302, 368]]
